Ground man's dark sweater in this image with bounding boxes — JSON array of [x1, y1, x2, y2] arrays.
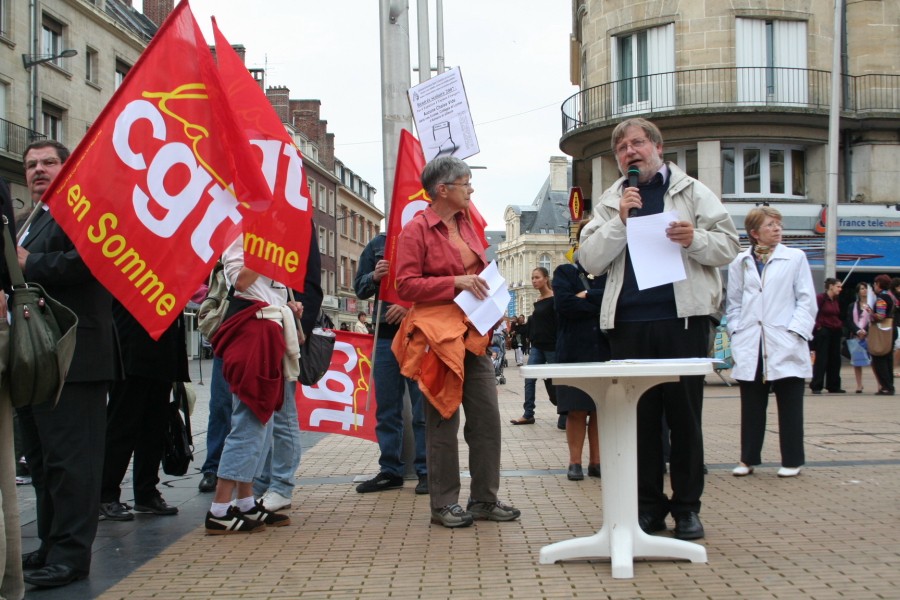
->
[[616, 171, 678, 322]]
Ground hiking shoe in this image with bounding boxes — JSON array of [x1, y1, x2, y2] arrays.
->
[[242, 501, 291, 527], [415, 474, 428, 495], [466, 498, 521, 522], [355, 472, 404, 493], [430, 503, 474, 528], [100, 501, 134, 521], [259, 489, 292, 511], [205, 505, 266, 535]]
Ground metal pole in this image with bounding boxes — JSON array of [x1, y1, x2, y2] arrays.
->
[[417, 0, 430, 84], [30, 0, 39, 133], [436, 0, 444, 74], [379, 0, 413, 222], [824, 0, 843, 280]]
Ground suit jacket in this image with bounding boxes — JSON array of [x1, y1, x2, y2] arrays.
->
[[21, 209, 121, 382], [113, 300, 189, 382]]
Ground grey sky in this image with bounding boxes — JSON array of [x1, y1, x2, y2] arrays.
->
[[139, 0, 577, 229]]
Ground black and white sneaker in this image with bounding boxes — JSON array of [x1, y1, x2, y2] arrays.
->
[[205, 505, 266, 535], [242, 501, 291, 527], [355, 472, 404, 493]]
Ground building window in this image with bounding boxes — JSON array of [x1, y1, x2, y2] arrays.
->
[[318, 184, 326, 211], [350, 259, 357, 283], [350, 215, 357, 241], [662, 147, 699, 180], [42, 15, 64, 65], [340, 208, 349, 236], [42, 102, 63, 142], [0, 0, 9, 37], [329, 271, 336, 295], [115, 59, 131, 90], [735, 18, 808, 104], [721, 143, 806, 198], [321, 269, 327, 292], [85, 46, 99, 85], [328, 190, 335, 216], [328, 230, 335, 257], [539, 254, 552, 273], [611, 24, 674, 113], [318, 227, 326, 253]]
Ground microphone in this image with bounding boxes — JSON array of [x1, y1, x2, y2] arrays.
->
[[627, 164, 640, 218]]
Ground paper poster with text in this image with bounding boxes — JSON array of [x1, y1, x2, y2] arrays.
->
[[407, 67, 480, 163], [296, 330, 378, 443]]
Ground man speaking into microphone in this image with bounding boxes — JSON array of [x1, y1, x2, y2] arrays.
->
[[579, 118, 739, 540]]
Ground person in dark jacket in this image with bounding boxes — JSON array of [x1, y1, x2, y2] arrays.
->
[[16, 141, 122, 588], [810, 278, 845, 394], [511, 268, 558, 426], [99, 306, 190, 520], [553, 247, 611, 481]]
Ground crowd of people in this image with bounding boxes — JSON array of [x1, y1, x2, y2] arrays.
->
[[1, 117, 898, 596]]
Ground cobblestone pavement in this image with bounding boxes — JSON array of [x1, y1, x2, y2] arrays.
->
[[20, 354, 900, 599]]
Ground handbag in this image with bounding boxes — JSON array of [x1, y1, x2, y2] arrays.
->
[[198, 263, 235, 340], [867, 319, 894, 357], [2, 216, 78, 408], [297, 311, 336, 386], [162, 381, 194, 476]]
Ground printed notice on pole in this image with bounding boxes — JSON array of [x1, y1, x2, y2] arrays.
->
[[408, 67, 480, 163]]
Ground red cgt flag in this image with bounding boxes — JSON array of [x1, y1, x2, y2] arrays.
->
[[296, 330, 377, 443], [40, 1, 277, 339], [379, 130, 490, 306], [213, 20, 313, 290]]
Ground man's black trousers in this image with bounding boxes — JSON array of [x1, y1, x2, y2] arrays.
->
[[607, 317, 708, 519]]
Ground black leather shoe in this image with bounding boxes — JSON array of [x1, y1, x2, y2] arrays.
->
[[587, 463, 601, 478], [22, 549, 47, 570], [134, 496, 178, 515], [198, 472, 218, 493], [673, 511, 705, 540], [99, 501, 134, 521], [23, 564, 88, 588], [638, 512, 667, 534], [567, 464, 584, 481]]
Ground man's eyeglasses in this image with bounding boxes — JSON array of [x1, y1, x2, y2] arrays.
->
[[25, 158, 61, 171], [614, 139, 649, 155]]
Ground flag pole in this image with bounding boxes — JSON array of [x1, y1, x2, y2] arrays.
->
[[365, 297, 383, 411]]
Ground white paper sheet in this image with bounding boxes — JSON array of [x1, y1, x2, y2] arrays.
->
[[626, 210, 687, 290], [454, 261, 510, 336]]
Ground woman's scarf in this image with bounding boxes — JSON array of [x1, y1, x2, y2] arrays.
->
[[752, 244, 774, 264]]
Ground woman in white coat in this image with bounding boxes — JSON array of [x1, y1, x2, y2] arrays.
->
[[726, 207, 817, 478]]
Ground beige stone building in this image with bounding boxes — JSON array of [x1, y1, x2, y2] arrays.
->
[[566, 0, 900, 275], [497, 156, 575, 317], [0, 0, 170, 217]]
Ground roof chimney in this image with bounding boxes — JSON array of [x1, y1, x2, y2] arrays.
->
[[549, 156, 569, 192], [143, 0, 174, 27]]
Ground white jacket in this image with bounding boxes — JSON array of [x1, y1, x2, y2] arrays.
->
[[579, 163, 740, 329], [725, 244, 817, 382]]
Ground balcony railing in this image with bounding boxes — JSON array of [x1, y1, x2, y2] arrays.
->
[[0, 118, 45, 157], [562, 67, 900, 135]]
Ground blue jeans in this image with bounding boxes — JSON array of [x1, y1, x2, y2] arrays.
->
[[253, 381, 302, 497], [201, 356, 233, 474], [522, 348, 556, 419], [217, 393, 275, 484], [374, 337, 427, 477]]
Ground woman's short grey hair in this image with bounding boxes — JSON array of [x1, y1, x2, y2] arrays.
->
[[421, 156, 471, 199]]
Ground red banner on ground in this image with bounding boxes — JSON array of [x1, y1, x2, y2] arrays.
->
[[296, 330, 377, 443], [380, 130, 491, 307], [40, 2, 276, 339], [212, 21, 313, 289]]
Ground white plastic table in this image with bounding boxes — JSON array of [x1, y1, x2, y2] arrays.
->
[[520, 361, 712, 579]]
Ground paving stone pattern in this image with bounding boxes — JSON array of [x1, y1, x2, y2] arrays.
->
[[23, 356, 900, 599]]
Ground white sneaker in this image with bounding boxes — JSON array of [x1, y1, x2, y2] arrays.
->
[[258, 489, 292, 511], [732, 463, 755, 476], [777, 466, 802, 477]]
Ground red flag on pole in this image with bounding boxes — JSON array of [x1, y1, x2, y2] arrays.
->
[[379, 130, 490, 306], [39, 1, 277, 339], [212, 20, 313, 289], [296, 330, 377, 443]]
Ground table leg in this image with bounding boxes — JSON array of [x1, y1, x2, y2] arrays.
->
[[538, 376, 707, 578]]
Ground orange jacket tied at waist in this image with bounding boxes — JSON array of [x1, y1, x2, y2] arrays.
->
[[392, 301, 490, 420]]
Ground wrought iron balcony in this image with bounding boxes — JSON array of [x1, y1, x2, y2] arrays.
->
[[562, 67, 900, 135], [0, 118, 46, 158]]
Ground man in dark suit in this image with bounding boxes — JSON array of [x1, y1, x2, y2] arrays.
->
[[15, 140, 120, 588]]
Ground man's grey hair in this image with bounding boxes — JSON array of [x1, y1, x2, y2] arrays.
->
[[610, 117, 664, 153], [421, 156, 471, 199]]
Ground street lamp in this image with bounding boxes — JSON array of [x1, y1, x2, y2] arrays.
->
[[22, 48, 78, 69]]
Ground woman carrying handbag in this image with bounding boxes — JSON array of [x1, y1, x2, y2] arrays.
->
[[846, 283, 873, 394]]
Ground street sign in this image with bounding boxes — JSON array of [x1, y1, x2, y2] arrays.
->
[[569, 187, 584, 221]]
